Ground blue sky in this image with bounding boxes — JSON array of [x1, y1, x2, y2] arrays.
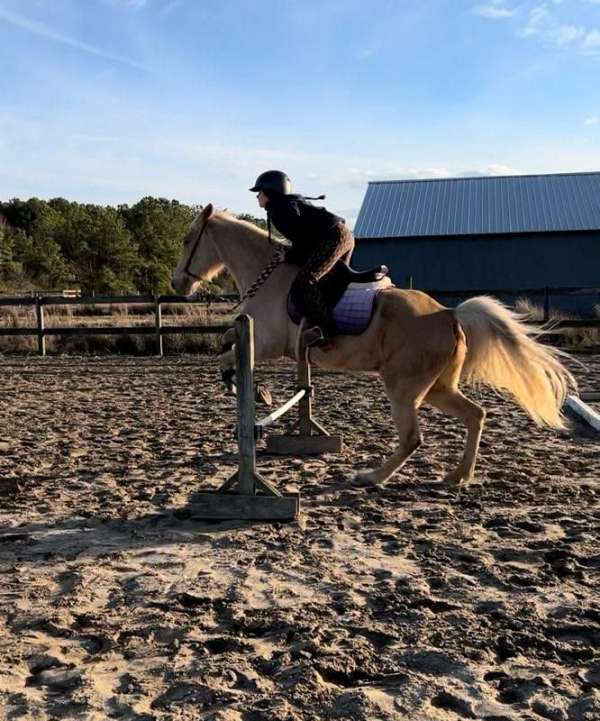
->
[[1, 0, 600, 225]]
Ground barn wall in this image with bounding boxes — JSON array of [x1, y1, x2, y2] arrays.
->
[[353, 231, 600, 313]]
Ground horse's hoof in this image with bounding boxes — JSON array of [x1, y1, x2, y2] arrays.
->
[[441, 470, 472, 487], [255, 384, 272, 406], [0, 479, 22, 494], [221, 368, 235, 386], [352, 470, 381, 488]]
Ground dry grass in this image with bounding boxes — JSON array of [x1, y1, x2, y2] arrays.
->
[[0, 302, 228, 355]]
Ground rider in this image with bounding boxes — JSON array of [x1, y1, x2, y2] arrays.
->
[[250, 170, 355, 345]]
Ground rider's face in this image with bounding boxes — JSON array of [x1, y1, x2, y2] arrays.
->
[[257, 191, 269, 208]]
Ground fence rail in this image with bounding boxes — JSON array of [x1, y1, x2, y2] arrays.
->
[[419, 283, 600, 323], [0, 293, 234, 356], [0, 292, 238, 307], [0, 287, 598, 356]]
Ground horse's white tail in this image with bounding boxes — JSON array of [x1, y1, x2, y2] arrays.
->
[[454, 296, 576, 428]]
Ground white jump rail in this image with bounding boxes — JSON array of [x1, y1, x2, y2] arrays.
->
[[255, 389, 306, 436], [262, 357, 343, 456], [566, 394, 600, 433], [188, 314, 342, 521]]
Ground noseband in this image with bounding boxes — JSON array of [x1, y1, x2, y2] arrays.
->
[[182, 217, 210, 280]]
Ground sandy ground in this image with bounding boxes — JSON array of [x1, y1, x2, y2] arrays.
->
[[0, 352, 599, 721]]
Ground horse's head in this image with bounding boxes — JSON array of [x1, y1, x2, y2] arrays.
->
[[171, 203, 224, 294]]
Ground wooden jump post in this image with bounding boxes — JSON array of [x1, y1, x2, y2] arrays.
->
[[261, 357, 343, 456], [189, 314, 342, 521]]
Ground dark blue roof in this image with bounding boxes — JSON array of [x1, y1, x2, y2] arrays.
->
[[354, 172, 600, 239]]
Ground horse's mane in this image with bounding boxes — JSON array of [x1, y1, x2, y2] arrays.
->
[[215, 210, 268, 237], [213, 209, 289, 251]]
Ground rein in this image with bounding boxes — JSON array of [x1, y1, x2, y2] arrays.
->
[[231, 248, 285, 310]]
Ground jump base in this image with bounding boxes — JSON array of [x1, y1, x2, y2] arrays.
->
[[188, 491, 300, 521], [266, 434, 343, 455]]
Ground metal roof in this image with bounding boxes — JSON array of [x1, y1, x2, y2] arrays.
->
[[354, 172, 600, 239]]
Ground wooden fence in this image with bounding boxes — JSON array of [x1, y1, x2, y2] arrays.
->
[[403, 281, 599, 322], [0, 293, 234, 356], [0, 286, 598, 356]]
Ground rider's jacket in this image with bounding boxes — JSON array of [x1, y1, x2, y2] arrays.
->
[[265, 194, 345, 266]]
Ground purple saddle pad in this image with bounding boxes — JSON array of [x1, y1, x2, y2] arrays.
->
[[287, 282, 388, 335]]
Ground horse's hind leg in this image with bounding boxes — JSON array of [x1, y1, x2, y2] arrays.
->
[[354, 384, 423, 487], [425, 384, 485, 486]]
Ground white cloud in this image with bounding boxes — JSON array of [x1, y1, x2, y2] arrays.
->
[[104, 0, 148, 7], [333, 167, 452, 190], [473, 1, 600, 55], [518, 5, 585, 46], [552, 23, 584, 45], [160, 0, 184, 15], [337, 164, 524, 189], [103, 0, 183, 12], [582, 29, 600, 51], [584, 116, 600, 125], [0, 5, 148, 70], [516, 3, 600, 54], [465, 164, 524, 176], [472, 1, 519, 20]]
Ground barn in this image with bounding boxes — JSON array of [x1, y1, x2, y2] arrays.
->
[[352, 171, 600, 314]]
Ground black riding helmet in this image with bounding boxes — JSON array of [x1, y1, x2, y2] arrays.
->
[[250, 170, 291, 196]]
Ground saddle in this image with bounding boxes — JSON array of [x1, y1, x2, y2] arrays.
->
[[319, 263, 390, 306], [287, 262, 392, 336]]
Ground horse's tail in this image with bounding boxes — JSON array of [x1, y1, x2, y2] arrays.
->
[[454, 295, 576, 428]]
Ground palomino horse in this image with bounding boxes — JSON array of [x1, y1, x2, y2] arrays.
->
[[172, 204, 575, 487]]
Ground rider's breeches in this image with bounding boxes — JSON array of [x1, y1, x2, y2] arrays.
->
[[291, 223, 355, 335]]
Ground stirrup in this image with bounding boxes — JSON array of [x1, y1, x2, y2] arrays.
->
[[302, 326, 326, 348], [297, 325, 325, 364]]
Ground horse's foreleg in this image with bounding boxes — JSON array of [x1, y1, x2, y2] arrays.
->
[[219, 348, 236, 395], [218, 328, 272, 405], [218, 328, 237, 393], [220, 327, 237, 351]]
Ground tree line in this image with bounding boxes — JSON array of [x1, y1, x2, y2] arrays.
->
[[0, 197, 266, 295]]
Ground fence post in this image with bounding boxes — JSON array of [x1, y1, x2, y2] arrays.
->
[[406, 275, 413, 289], [234, 315, 256, 495], [298, 361, 312, 436], [35, 296, 46, 357], [543, 286, 550, 322], [154, 295, 163, 357]]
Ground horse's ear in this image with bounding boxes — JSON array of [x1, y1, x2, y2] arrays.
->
[[202, 203, 214, 221]]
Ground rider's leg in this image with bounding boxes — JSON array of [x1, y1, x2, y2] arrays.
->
[[293, 223, 355, 340], [292, 273, 336, 338]]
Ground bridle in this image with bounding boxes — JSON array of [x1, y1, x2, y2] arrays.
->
[[182, 215, 210, 280], [181, 212, 284, 309]]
